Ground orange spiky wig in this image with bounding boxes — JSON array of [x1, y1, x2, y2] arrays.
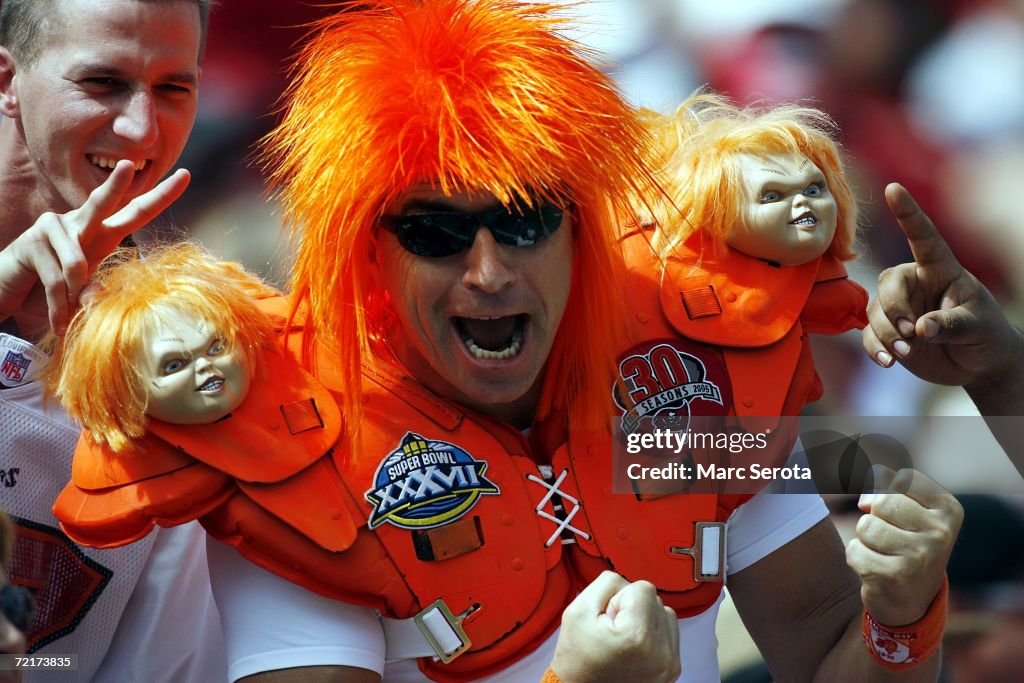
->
[[644, 92, 859, 261], [263, 0, 656, 432], [48, 243, 278, 453]]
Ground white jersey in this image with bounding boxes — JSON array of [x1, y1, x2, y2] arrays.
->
[[0, 333, 227, 683], [208, 486, 828, 682]]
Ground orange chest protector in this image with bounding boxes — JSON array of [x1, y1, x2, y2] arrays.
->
[[56, 351, 572, 681], [318, 359, 574, 679]]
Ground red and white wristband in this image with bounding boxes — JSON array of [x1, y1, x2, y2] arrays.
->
[[863, 576, 948, 670]]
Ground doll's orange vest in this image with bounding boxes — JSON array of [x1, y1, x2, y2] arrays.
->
[[616, 227, 868, 433]]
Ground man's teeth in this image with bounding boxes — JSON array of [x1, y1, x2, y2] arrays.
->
[[791, 215, 816, 226], [461, 327, 523, 360], [88, 155, 146, 171]]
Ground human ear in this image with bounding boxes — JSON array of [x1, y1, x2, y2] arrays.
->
[[0, 47, 19, 118]]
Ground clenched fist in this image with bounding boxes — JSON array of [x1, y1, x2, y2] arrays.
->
[[551, 571, 681, 683], [846, 467, 963, 627]]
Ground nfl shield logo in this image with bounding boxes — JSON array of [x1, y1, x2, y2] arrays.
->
[[1, 351, 30, 383]]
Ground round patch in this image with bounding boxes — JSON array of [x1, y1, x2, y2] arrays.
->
[[612, 338, 732, 434], [365, 432, 500, 530]]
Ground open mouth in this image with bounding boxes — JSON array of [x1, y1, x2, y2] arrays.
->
[[198, 376, 225, 393], [789, 212, 817, 227], [88, 154, 149, 174], [453, 314, 526, 361]]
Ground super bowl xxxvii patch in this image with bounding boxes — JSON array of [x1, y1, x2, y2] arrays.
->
[[365, 432, 500, 530]]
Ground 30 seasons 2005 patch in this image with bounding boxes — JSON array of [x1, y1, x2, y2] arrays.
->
[[365, 432, 500, 530], [613, 338, 731, 434]]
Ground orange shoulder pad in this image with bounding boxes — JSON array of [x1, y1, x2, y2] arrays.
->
[[802, 254, 869, 334], [55, 434, 234, 548], [236, 457, 359, 552], [659, 240, 818, 347], [147, 347, 342, 483], [72, 429, 196, 489]]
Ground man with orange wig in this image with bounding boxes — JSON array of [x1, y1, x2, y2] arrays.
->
[[216, 3, 958, 679], [53, 2, 961, 682], [222, 0, 685, 677]]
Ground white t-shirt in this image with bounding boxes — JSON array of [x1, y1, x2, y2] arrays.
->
[[0, 335, 227, 683], [208, 489, 828, 682]]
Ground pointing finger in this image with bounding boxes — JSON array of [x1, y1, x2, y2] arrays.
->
[[884, 183, 959, 271]]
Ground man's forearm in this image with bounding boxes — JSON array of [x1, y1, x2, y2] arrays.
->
[[965, 326, 1024, 466]]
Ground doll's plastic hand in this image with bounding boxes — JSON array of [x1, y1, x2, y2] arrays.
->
[[846, 467, 962, 627], [0, 161, 190, 335], [862, 183, 1023, 387], [551, 571, 680, 683]]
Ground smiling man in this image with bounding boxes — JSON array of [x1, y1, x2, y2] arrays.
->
[[3, 0, 197, 214], [0, 0, 199, 335], [0, 1, 225, 681]]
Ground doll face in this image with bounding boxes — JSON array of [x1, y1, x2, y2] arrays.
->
[[727, 153, 838, 266], [138, 307, 252, 424]]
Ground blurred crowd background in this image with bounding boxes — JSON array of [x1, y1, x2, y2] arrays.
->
[[147, 1, 1024, 680]]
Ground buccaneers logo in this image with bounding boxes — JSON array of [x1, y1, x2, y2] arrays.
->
[[613, 339, 731, 434]]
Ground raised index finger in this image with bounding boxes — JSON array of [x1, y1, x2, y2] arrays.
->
[[79, 169, 191, 262], [885, 183, 960, 270]]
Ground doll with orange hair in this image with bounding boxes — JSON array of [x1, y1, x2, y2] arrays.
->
[[49, 243, 277, 453], [609, 94, 869, 448], [51, 243, 343, 551]]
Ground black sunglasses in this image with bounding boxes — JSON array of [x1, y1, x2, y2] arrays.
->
[[379, 203, 565, 258], [0, 584, 34, 633]]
